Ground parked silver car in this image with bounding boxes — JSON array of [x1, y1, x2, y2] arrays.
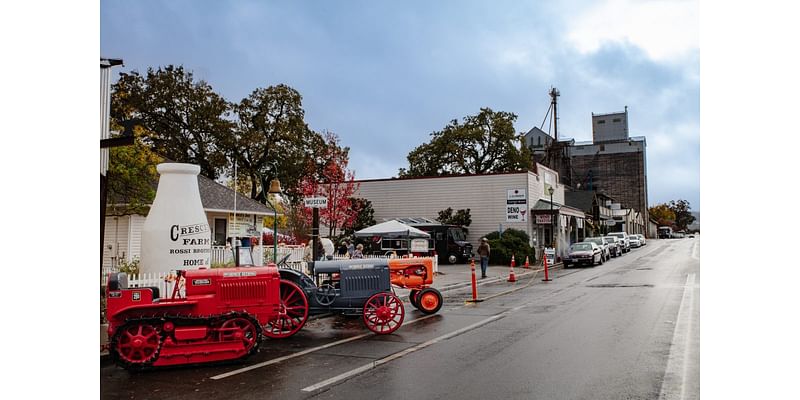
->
[[604, 236, 623, 257], [629, 235, 642, 248], [583, 237, 611, 261], [564, 242, 603, 268], [634, 234, 646, 246]]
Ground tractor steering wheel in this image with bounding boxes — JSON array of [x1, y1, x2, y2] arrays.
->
[[277, 253, 291, 268]]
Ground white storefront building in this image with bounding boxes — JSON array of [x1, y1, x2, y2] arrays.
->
[[354, 164, 586, 260]]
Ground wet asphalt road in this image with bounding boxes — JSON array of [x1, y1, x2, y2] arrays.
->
[[101, 238, 700, 400]]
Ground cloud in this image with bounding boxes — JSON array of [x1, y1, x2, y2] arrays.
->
[[566, 0, 698, 62]]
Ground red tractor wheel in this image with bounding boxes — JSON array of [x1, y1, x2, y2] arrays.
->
[[416, 288, 443, 315], [264, 279, 309, 339], [409, 289, 420, 308], [112, 322, 161, 368], [363, 292, 405, 335], [220, 315, 260, 355]]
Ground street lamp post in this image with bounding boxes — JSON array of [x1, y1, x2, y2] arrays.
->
[[265, 178, 283, 264]]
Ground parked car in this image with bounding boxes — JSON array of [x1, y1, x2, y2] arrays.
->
[[607, 232, 630, 253], [635, 234, 646, 246], [564, 242, 603, 268], [629, 235, 642, 248], [583, 237, 611, 261], [604, 236, 622, 257]]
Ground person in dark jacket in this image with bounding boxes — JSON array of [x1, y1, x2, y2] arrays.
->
[[477, 238, 491, 278]]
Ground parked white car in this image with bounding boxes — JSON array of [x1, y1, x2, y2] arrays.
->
[[635, 234, 646, 246], [629, 235, 642, 248], [583, 237, 611, 261], [607, 232, 630, 253], [604, 236, 623, 257]]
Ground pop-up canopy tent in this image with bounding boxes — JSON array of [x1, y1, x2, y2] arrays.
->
[[354, 220, 431, 239]]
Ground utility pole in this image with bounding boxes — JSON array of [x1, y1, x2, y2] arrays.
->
[[100, 58, 129, 285]]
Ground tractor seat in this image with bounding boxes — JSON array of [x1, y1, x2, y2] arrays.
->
[[107, 273, 160, 300], [108, 272, 128, 290], [144, 287, 160, 300]]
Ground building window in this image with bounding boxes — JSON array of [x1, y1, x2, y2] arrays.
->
[[598, 120, 606, 124], [600, 144, 605, 151], [613, 118, 621, 122], [537, 137, 541, 146], [214, 218, 227, 246]]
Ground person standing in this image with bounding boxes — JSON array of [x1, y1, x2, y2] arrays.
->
[[347, 240, 355, 258], [353, 244, 364, 258], [477, 238, 491, 278]]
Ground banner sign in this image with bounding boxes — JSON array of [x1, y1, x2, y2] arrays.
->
[[410, 238, 429, 252], [506, 188, 528, 222], [544, 247, 556, 266], [536, 214, 552, 225], [229, 214, 257, 237]]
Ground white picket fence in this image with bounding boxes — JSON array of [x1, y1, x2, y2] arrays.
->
[[102, 254, 439, 290], [108, 271, 184, 298]]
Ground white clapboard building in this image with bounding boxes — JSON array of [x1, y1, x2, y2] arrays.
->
[[354, 163, 587, 259]]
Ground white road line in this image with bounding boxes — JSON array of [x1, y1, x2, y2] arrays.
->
[[691, 242, 699, 260], [659, 273, 696, 400], [210, 313, 438, 380], [301, 312, 509, 392]]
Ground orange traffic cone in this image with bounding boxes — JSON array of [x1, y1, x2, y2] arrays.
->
[[508, 255, 517, 282], [524, 255, 530, 269]]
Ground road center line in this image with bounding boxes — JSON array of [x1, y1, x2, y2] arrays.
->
[[301, 312, 508, 392], [210, 313, 438, 380], [658, 273, 696, 400]]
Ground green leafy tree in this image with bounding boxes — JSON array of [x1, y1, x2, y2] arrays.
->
[[110, 65, 233, 180], [225, 84, 321, 201], [436, 207, 472, 234], [648, 203, 676, 226], [106, 134, 161, 216], [399, 107, 531, 177], [668, 199, 696, 231], [345, 197, 377, 235]]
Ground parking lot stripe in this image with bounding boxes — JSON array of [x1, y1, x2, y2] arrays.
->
[[210, 313, 438, 380], [301, 312, 508, 392]]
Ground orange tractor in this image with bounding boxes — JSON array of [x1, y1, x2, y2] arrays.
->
[[387, 257, 443, 314]]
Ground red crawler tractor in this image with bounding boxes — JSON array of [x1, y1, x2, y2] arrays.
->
[[105, 264, 308, 370]]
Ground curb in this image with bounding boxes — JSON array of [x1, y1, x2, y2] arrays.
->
[[436, 262, 564, 292]]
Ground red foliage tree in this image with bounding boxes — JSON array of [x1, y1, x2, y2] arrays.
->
[[298, 131, 360, 238]]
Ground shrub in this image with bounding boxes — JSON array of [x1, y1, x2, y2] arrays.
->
[[117, 257, 141, 275], [483, 229, 536, 266]]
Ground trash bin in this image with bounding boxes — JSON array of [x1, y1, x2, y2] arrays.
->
[[240, 237, 251, 248]]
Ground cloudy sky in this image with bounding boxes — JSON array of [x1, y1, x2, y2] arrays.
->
[[101, 0, 699, 211]]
